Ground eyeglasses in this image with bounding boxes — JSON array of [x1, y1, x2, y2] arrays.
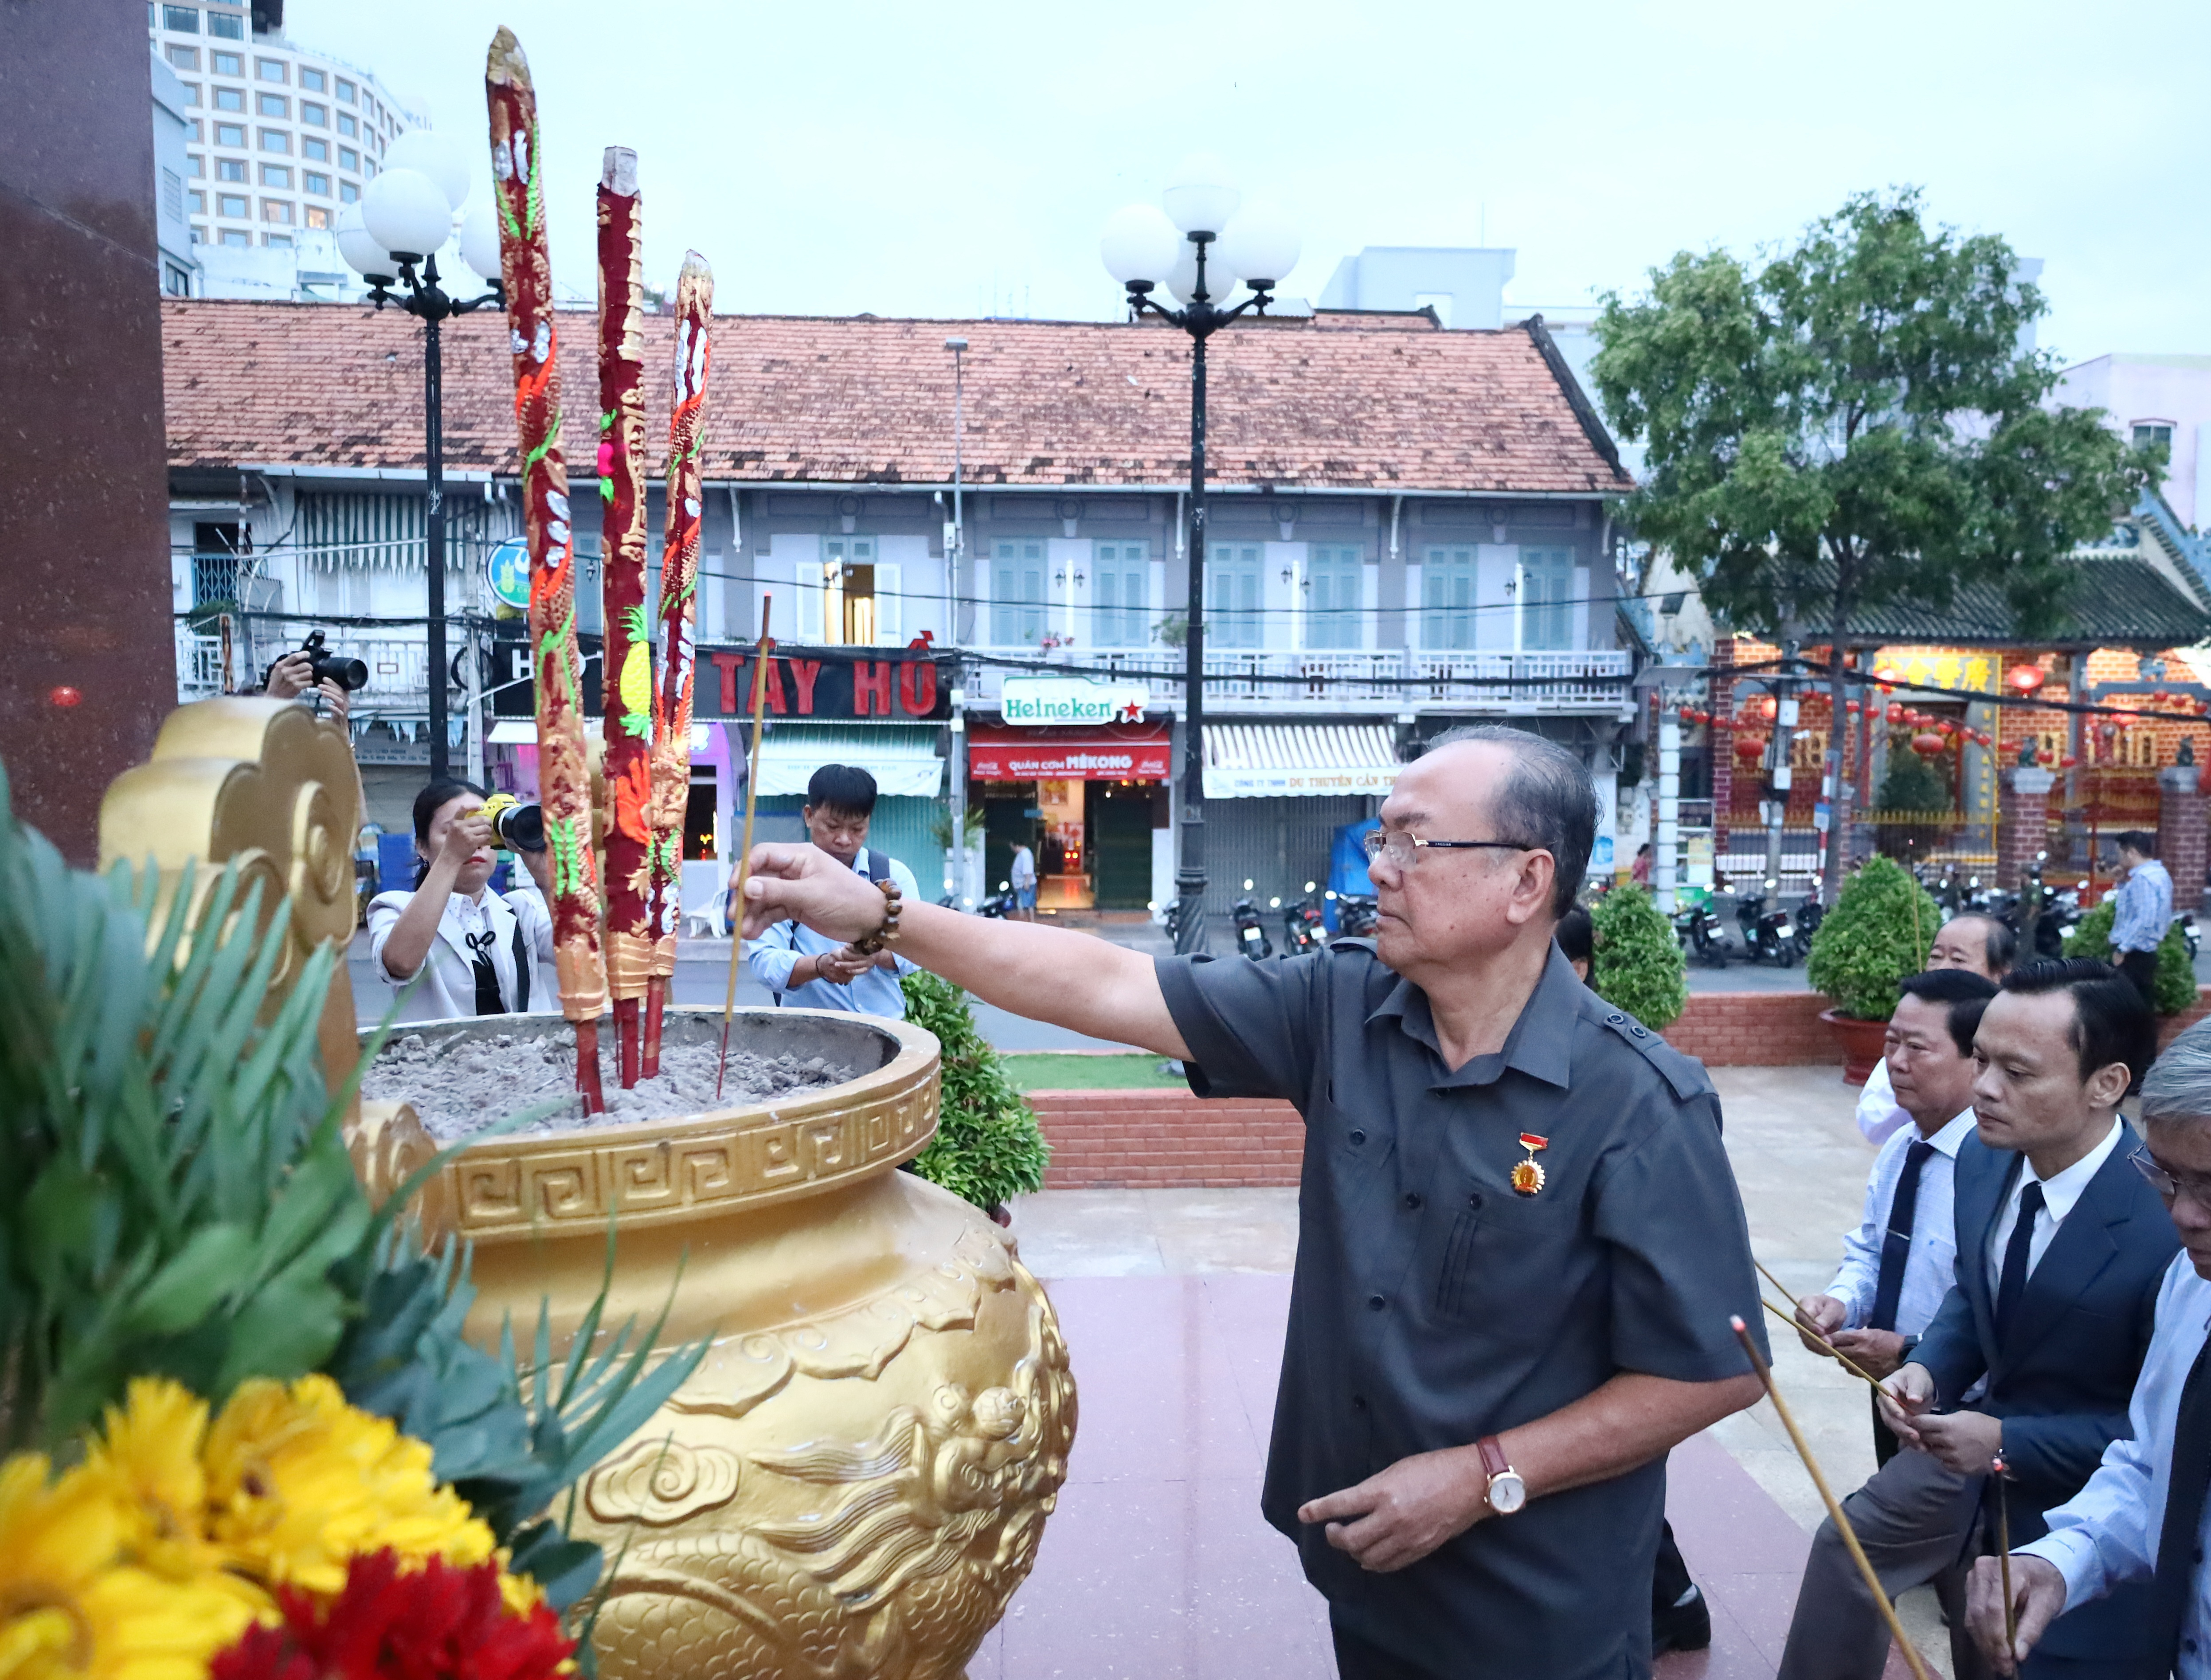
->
[[2131, 1148, 2211, 1208], [1361, 829, 1536, 869]]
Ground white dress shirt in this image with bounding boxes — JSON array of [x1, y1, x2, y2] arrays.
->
[[1985, 1117, 2128, 1294], [1828, 1108, 1977, 1335], [365, 884, 558, 1022], [744, 847, 920, 1018], [2018, 1252, 2211, 1675], [1855, 1055, 1913, 1146]]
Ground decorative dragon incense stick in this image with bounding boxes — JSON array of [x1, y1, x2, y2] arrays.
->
[[717, 601, 774, 1101], [487, 26, 608, 1113], [595, 145, 652, 1088], [642, 251, 714, 1077]]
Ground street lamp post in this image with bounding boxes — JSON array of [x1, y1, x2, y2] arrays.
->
[[944, 337, 969, 908], [337, 131, 503, 783], [1100, 157, 1300, 955]]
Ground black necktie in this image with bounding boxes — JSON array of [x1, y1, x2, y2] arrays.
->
[[1994, 1180, 2047, 1342], [2151, 1338, 2211, 1672], [466, 928, 504, 1015], [1868, 1140, 1936, 1333]]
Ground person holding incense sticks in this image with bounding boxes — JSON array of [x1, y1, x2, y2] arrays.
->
[[738, 724, 1767, 1680], [743, 764, 920, 1019], [1854, 913, 2015, 1145], [1966, 1019, 2211, 1677], [1797, 968, 2000, 1469], [366, 779, 558, 1022], [1780, 959, 2176, 1680]]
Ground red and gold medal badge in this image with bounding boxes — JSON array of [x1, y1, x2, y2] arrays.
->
[[1511, 1133, 1549, 1197]]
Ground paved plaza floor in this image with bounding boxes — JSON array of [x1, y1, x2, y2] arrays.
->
[[989, 1066, 1943, 1679]]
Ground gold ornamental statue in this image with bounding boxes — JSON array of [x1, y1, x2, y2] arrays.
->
[[98, 697, 1078, 1680]]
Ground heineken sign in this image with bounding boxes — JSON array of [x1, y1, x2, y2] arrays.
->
[[1000, 676, 1150, 726]]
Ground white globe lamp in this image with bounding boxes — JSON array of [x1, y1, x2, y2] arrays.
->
[[1098, 203, 1182, 288], [1162, 152, 1241, 239], [1216, 201, 1301, 292], [360, 168, 454, 263], [457, 198, 502, 284], [333, 202, 391, 280], [381, 129, 470, 214]]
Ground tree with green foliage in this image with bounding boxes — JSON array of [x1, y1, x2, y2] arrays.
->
[[901, 970, 1050, 1211], [1806, 855, 1941, 1020], [1873, 745, 1953, 859], [1591, 188, 2153, 903], [2063, 898, 2199, 1015], [1589, 885, 1687, 1030]]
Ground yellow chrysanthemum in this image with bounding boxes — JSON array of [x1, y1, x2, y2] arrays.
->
[[0, 1454, 254, 1680], [82, 1382, 220, 1586], [203, 1375, 494, 1595]]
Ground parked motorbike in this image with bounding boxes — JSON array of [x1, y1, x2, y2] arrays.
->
[[975, 881, 1018, 920], [1283, 881, 1328, 956], [1675, 898, 1730, 967], [1232, 884, 1273, 960], [1336, 894, 1380, 939], [2183, 909, 2202, 962], [1734, 880, 1799, 967], [1791, 889, 1824, 962]]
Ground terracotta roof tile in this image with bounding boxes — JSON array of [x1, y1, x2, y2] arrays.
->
[[160, 300, 1635, 496]]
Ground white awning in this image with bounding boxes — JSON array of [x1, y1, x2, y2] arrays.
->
[[756, 724, 944, 799], [1203, 723, 1401, 799]]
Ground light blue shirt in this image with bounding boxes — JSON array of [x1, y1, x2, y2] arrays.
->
[[1827, 1108, 1976, 1336], [2113, 858, 2175, 955], [2018, 1251, 2211, 1675], [744, 846, 920, 1018]]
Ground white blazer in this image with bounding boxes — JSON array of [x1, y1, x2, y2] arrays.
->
[[364, 885, 559, 1023]]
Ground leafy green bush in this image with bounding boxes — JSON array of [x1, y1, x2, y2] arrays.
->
[[1590, 885, 1687, 1030], [901, 970, 1050, 1210], [2063, 898, 2199, 1014], [1806, 855, 1940, 1020], [1876, 747, 1950, 812]]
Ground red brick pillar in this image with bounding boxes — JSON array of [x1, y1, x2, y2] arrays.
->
[[2000, 766, 2055, 891], [2159, 765, 2205, 907]]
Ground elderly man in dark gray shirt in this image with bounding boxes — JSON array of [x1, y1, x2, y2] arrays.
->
[[737, 724, 1767, 1679]]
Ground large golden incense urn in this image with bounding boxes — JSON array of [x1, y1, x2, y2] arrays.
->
[[100, 699, 1076, 1680]]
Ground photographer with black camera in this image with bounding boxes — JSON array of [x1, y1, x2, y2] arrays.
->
[[365, 779, 558, 1022], [260, 629, 366, 726]]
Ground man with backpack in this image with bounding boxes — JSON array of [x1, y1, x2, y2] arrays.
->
[[743, 764, 921, 1018]]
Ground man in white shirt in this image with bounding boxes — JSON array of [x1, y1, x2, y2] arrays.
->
[[1781, 958, 2174, 1680], [1798, 967, 2000, 1465], [1855, 913, 2015, 1145], [1969, 1020, 2211, 1676]]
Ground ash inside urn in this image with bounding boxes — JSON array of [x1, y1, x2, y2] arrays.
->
[[363, 1026, 853, 1141]]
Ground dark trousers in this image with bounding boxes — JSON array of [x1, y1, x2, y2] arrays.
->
[[2119, 948, 2159, 1008], [1331, 1618, 1443, 1680]]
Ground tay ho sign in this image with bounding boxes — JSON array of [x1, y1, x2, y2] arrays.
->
[[1000, 676, 1150, 726]]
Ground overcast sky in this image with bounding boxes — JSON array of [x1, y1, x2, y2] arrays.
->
[[296, 0, 2211, 368]]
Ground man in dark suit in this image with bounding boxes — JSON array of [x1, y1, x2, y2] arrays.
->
[[1776, 957, 2176, 1680]]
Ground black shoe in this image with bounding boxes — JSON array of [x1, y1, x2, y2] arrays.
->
[[1652, 1586, 1712, 1656]]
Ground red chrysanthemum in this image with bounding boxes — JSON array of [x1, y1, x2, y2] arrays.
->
[[210, 1551, 573, 1680]]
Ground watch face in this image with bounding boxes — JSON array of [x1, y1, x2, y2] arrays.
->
[[1489, 1471, 1527, 1516]]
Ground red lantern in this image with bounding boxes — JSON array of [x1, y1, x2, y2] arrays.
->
[[1937, 721, 1955, 736], [1678, 706, 1695, 723], [1879, 683, 1896, 695], [2060, 755, 2079, 768], [2005, 665, 2047, 695], [1886, 702, 1906, 724], [48, 686, 82, 708], [1757, 695, 1779, 722], [1735, 735, 1764, 759], [1844, 700, 1861, 715], [1911, 732, 1945, 756], [2154, 691, 2171, 705]]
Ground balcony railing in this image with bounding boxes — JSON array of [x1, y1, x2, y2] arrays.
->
[[963, 647, 1631, 713]]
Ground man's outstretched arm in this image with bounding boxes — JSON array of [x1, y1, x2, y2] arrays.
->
[[740, 842, 1191, 1060]]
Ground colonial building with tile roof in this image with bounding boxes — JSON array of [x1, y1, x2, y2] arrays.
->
[[163, 298, 1641, 912]]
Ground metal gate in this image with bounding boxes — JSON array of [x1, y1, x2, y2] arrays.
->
[[1197, 795, 1373, 915]]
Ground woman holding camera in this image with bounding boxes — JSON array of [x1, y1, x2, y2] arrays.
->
[[366, 779, 558, 1021]]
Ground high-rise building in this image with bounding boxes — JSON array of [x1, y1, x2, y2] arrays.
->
[[148, 0, 424, 257]]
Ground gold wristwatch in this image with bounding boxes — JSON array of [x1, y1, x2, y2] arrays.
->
[[1476, 1435, 1526, 1516]]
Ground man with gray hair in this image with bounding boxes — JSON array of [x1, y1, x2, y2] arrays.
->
[[1968, 1018, 2211, 1676], [736, 722, 1767, 1678]]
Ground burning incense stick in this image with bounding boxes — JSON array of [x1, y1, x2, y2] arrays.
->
[[642, 252, 715, 1078], [1993, 1454, 2017, 1655], [1755, 1297, 1887, 1392], [1730, 1317, 1933, 1680], [716, 599, 773, 1100], [595, 145, 652, 1088], [487, 27, 608, 1113]]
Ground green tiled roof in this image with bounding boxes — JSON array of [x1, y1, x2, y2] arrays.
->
[[1836, 556, 2210, 648]]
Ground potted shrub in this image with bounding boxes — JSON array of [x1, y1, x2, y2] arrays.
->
[[2065, 897, 2200, 1015], [902, 969, 1052, 1221], [1806, 855, 1939, 1082], [1589, 884, 1688, 1031]]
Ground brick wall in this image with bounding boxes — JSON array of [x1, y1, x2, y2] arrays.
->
[[1027, 987, 2211, 1190]]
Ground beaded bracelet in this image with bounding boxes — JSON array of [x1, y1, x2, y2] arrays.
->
[[849, 878, 904, 956]]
